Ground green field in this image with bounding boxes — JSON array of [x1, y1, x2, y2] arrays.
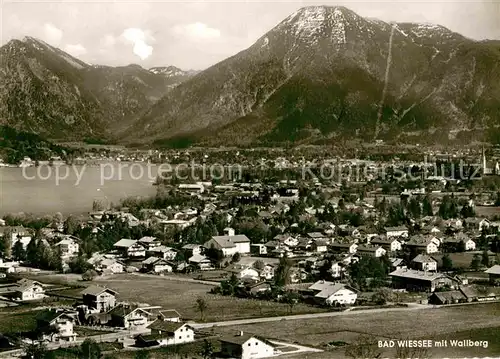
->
[[93, 274, 326, 322], [213, 303, 500, 358]]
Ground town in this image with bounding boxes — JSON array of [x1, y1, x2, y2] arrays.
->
[[1, 148, 500, 359]]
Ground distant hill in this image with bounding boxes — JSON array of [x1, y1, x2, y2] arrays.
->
[[0, 37, 194, 141]]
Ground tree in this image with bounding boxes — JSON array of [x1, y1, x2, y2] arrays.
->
[[470, 254, 481, 271], [460, 204, 475, 218], [12, 240, 26, 261], [253, 259, 265, 270], [195, 297, 208, 322], [63, 215, 79, 235], [481, 250, 490, 268], [274, 258, 293, 287], [92, 200, 105, 212], [231, 252, 241, 263], [79, 339, 101, 359], [345, 335, 382, 359], [371, 288, 393, 305], [82, 269, 98, 281], [199, 339, 215, 359], [422, 196, 434, 216], [22, 341, 49, 359], [283, 291, 299, 313], [442, 254, 453, 271]]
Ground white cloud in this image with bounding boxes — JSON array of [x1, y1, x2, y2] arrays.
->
[[42, 23, 63, 46], [172, 22, 221, 40], [64, 43, 87, 57], [121, 28, 154, 60]]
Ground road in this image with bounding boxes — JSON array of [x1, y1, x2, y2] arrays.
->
[[190, 303, 430, 329], [271, 340, 323, 356]]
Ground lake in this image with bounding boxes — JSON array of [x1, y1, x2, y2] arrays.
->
[[0, 163, 160, 216]]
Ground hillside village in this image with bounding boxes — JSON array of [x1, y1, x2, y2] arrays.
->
[[1, 153, 500, 358]]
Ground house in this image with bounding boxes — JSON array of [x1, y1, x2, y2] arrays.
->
[[389, 257, 406, 270], [55, 237, 79, 259], [108, 304, 149, 328], [259, 264, 276, 280], [36, 309, 77, 341], [226, 265, 260, 282], [356, 245, 386, 258], [329, 262, 344, 279], [411, 254, 437, 271], [428, 290, 467, 305], [369, 237, 402, 252], [308, 281, 358, 306], [182, 244, 202, 257], [385, 226, 409, 238], [158, 309, 181, 322], [274, 234, 299, 247], [485, 265, 500, 285], [136, 322, 195, 347], [203, 234, 251, 256], [220, 332, 277, 359], [113, 239, 146, 258], [330, 242, 358, 254], [390, 269, 459, 292], [188, 254, 213, 270], [406, 236, 440, 254], [0, 226, 32, 249], [148, 246, 177, 260], [142, 257, 174, 274], [14, 279, 45, 301], [138, 236, 161, 250], [81, 286, 117, 312], [97, 258, 124, 274], [251, 244, 267, 256], [312, 240, 328, 253]]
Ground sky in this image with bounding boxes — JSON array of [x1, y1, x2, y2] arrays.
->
[[1, 0, 499, 70]]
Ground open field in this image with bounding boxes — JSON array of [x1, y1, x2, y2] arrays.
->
[[94, 274, 326, 322], [434, 251, 498, 269], [212, 302, 500, 358]]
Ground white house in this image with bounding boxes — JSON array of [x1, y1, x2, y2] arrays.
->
[[356, 245, 387, 258], [55, 237, 79, 259], [411, 254, 438, 271], [137, 322, 195, 347], [109, 305, 149, 329], [36, 310, 77, 342], [370, 237, 402, 252], [204, 234, 251, 256], [114, 239, 146, 258], [309, 281, 358, 306], [15, 279, 45, 301], [385, 226, 409, 238], [220, 333, 277, 359]]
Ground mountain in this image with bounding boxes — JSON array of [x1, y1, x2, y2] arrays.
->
[[0, 37, 194, 140], [128, 6, 500, 146]]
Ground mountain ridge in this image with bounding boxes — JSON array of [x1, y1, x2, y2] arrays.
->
[[128, 5, 499, 146]]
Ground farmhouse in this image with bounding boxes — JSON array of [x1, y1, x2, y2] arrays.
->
[[220, 332, 277, 359], [36, 309, 78, 342], [405, 236, 440, 254], [308, 280, 358, 306], [81, 286, 118, 312], [390, 268, 459, 292], [411, 254, 437, 271], [204, 234, 251, 256], [113, 239, 146, 258], [55, 236, 79, 258], [108, 304, 149, 329], [14, 279, 45, 301], [142, 257, 174, 273], [136, 322, 195, 347]]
